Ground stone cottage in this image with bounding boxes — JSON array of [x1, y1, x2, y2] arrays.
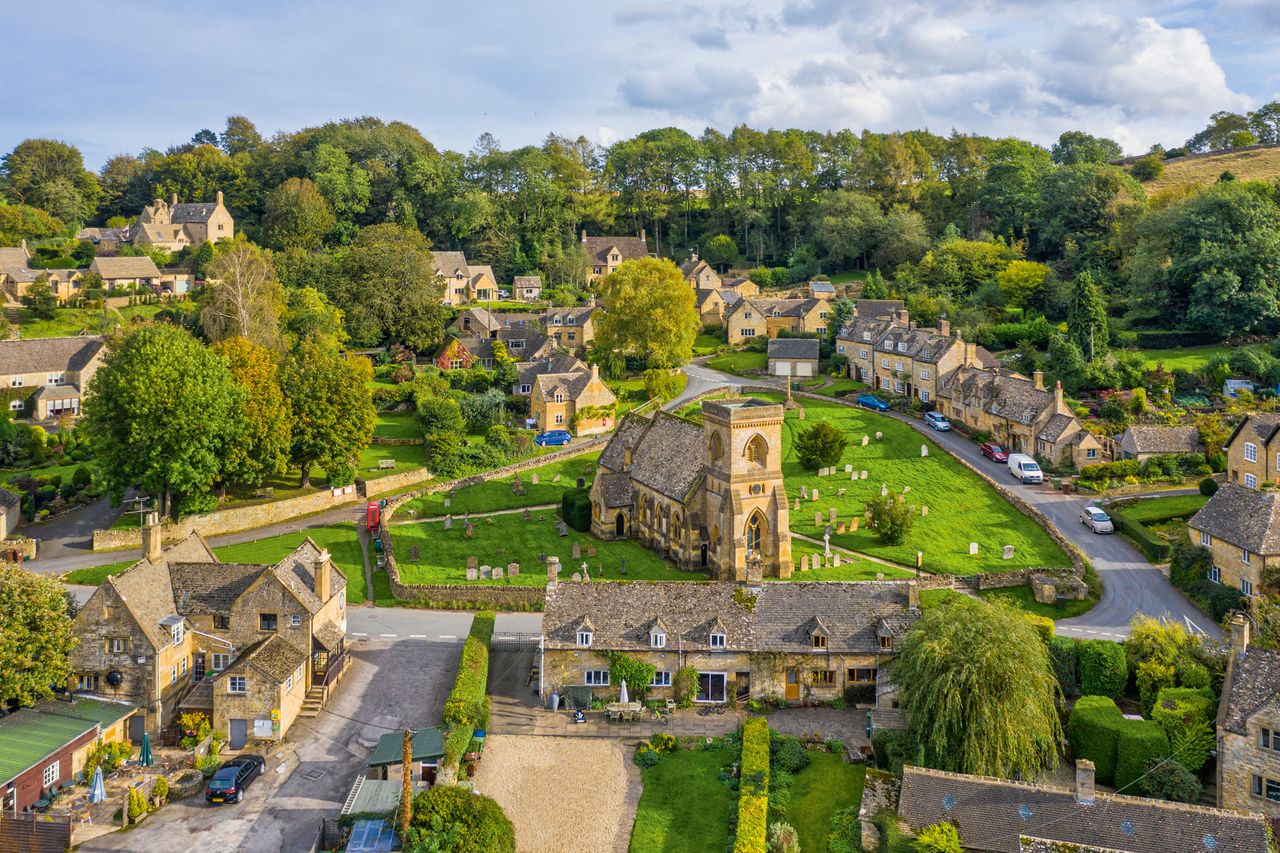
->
[[1186, 483, 1279, 599], [1217, 615, 1280, 820], [0, 336, 104, 421], [529, 363, 617, 436], [582, 230, 650, 282], [133, 191, 234, 253]]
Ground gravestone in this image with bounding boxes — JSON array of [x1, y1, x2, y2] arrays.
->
[[466, 555, 478, 572], [921, 505, 928, 516], [814, 511, 822, 528], [837, 488, 847, 497], [902, 486, 910, 494], [829, 507, 838, 523], [881, 485, 888, 497], [465, 566, 478, 581], [862, 435, 870, 447], [970, 542, 979, 556], [523, 508, 532, 522], [572, 542, 581, 559], [480, 565, 491, 579], [444, 497, 451, 509], [581, 562, 590, 579], [547, 555, 561, 581], [833, 553, 841, 567], [851, 470, 858, 481], [409, 545, 420, 561], [464, 522, 475, 539], [587, 545, 597, 558], [876, 431, 883, 440], [557, 520, 569, 537], [812, 488, 820, 501], [800, 485, 809, 500], [1003, 545, 1015, 560], [492, 566, 504, 580], [553, 474, 561, 483], [801, 555, 810, 571], [793, 498, 801, 511], [512, 480, 525, 496], [916, 552, 923, 569], [572, 572, 582, 581], [876, 572, 884, 580], [845, 464, 854, 473], [576, 477, 586, 488], [837, 523, 846, 534], [508, 562, 520, 576], [861, 470, 869, 480], [443, 515, 453, 530], [797, 408, 806, 420], [920, 444, 928, 457], [531, 473, 539, 485], [849, 517, 859, 532], [864, 509, 872, 521]]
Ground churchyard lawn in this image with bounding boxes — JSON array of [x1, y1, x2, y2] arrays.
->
[[398, 452, 600, 518], [786, 537, 913, 581]]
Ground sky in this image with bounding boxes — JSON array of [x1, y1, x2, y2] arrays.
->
[[2, 0, 1278, 169]]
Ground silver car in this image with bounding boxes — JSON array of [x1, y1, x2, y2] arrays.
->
[[1080, 506, 1114, 534]]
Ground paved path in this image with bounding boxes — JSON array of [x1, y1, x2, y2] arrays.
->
[[678, 362, 1219, 641]]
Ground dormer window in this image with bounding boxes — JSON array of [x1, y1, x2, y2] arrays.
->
[[171, 623, 184, 645], [577, 630, 593, 647], [812, 634, 827, 650], [555, 392, 564, 403], [709, 632, 726, 649], [897, 342, 907, 352], [862, 332, 871, 341], [651, 630, 666, 649], [879, 635, 892, 651]]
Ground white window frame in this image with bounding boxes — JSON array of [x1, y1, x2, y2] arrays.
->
[[1243, 548, 1252, 564], [577, 630, 593, 647], [1208, 565, 1221, 583], [228, 676, 247, 694], [9, 376, 23, 388], [108, 638, 128, 653], [180, 657, 187, 676], [919, 368, 930, 380], [285, 674, 293, 691], [291, 615, 301, 628], [1246, 473, 1258, 489], [837, 344, 845, 354], [1086, 448, 1098, 460], [859, 349, 868, 359], [880, 358, 889, 369], [42, 761, 59, 788], [47, 372, 65, 385], [554, 413, 564, 425], [708, 632, 726, 649], [584, 670, 610, 686], [895, 360, 904, 372], [1200, 531, 1211, 547], [519, 384, 532, 394], [212, 653, 230, 672], [7, 400, 20, 411], [651, 671, 672, 688], [170, 665, 177, 686], [651, 631, 666, 649], [1245, 442, 1258, 463], [695, 671, 727, 703]]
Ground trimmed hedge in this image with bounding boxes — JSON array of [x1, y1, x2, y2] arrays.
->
[[442, 723, 475, 775], [1115, 720, 1171, 793], [561, 488, 592, 532], [1068, 696, 1125, 785], [1109, 509, 1173, 562], [734, 717, 771, 853], [1078, 640, 1127, 700], [1048, 636, 1080, 697], [1080, 459, 1141, 481], [442, 612, 495, 731]]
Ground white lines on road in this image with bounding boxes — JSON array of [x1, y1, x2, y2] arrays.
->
[[352, 632, 368, 636], [438, 634, 457, 640], [410, 634, 427, 639], [379, 633, 397, 638]]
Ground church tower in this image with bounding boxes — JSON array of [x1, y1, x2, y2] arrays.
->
[[700, 399, 792, 581]]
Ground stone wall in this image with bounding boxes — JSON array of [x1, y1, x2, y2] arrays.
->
[[968, 567, 1082, 591], [1219, 729, 1280, 818], [363, 467, 434, 499], [379, 440, 606, 610], [858, 768, 902, 852], [370, 437, 424, 446], [1019, 838, 1129, 853]]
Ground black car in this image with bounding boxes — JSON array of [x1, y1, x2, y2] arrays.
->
[[205, 754, 266, 804]]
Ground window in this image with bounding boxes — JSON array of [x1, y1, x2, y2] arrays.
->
[[651, 631, 666, 649], [554, 413, 564, 425], [554, 392, 564, 403], [291, 615, 301, 628], [862, 332, 872, 342], [228, 676, 247, 694], [696, 672, 727, 702], [170, 622, 183, 645], [1260, 728, 1280, 752], [107, 638, 128, 654], [1242, 548, 1252, 564], [812, 634, 827, 649], [744, 311, 753, 321], [1200, 531, 1212, 547], [577, 630, 593, 647], [519, 384, 531, 394], [709, 632, 726, 649], [881, 358, 889, 369], [42, 762, 59, 788], [894, 381, 905, 394], [1245, 472, 1259, 488], [212, 653, 229, 671], [1243, 578, 1254, 596], [894, 360, 904, 372], [1086, 449, 1098, 460], [8, 400, 21, 411], [651, 671, 672, 688], [46, 372, 65, 385], [741, 328, 756, 337], [1208, 565, 1221, 583], [859, 349, 868, 359], [170, 665, 177, 686], [1245, 442, 1258, 462], [213, 615, 230, 630], [568, 333, 576, 341], [9, 376, 23, 388], [584, 670, 610, 686], [920, 391, 930, 403], [296, 664, 304, 682], [77, 673, 98, 691], [449, 359, 464, 370], [260, 613, 278, 632], [813, 670, 836, 686], [879, 635, 893, 651], [285, 673, 293, 691], [1252, 775, 1280, 801], [847, 667, 877, 684], [837, 344, 845, 354], [919, 368, 930, 380], [746, 511, 764, 554], [180, 657, 187, 676], [509, 339, 525, 350]]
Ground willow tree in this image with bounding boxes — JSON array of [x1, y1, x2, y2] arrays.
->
[[889, 598, 1063, 778]]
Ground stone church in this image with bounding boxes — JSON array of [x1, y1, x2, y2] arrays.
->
[[589, 397, 792, 580]]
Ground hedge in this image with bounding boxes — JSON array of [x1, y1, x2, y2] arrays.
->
[[1114, 720, 1171, 793], [442, 723, 475, 776], [442, 612, 495, 731], [1067, 696, 1125, 785], [1078, 640, 1127, 700], [1079, 459, 1141, 481], [561, 488, 592, 532], [1048, 636, 1080, 697], [1109, 510, 1173, 563], [1133, 330, 1220, 349], [734, 717, 771, 853]]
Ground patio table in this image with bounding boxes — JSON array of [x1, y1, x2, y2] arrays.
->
[[605, 701, 643, 722]]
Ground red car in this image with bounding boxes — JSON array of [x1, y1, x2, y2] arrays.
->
[[980, 443, 1009, 463]]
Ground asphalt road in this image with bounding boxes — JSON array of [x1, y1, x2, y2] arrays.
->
[[678, 362, 1220, 641]]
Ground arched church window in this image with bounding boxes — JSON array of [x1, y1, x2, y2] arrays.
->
[[745, 434, 768, 466], [746, 511, 766, 554], [709, 432, 724, 461]]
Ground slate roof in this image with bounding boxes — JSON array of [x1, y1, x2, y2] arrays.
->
[[767, 338, 820, 361], [625, 411, 707, 502], [598, 414, 650, 472], [0, 486, 19, 509], [679, 258, 713, 277], [1220, 644, 1280, 735], [898, 765, 1270, 853], [517, 355, 587, 388], [876, 326, 957, 363], [513, 275, 542, 289], [0, 336, 104, 376], [1121, 425, 1204, 455], [170, 202, 219, 223], [468, 264, 496, 286], [732, 297, 819, 320], [532, 368, 608, 403], [752, 582, 918, 653], [1188, 484, 1280, 554], [314, 620, 346, 653], [545, 306, 595, 326], [431, 251, 470, 277], [226, 634, 308, 682], [597, 472, 634, 508], [939, 367, 1055, 426], [450, 307, 500, 335], [104, 555, 179, 650], [169, 563, 268, 615], [853, 299, 904, 319], [838, 315, 899, 346], [1225, 413, 1280, 452], [90, 256, 161, 279], [31, 384, 81, 402], [0, 246, 30, 271], [583, 235, 649, 265], [721, 277, 756, 290], [1038, 413, 1077, 443], [272, 537, 346, 614]]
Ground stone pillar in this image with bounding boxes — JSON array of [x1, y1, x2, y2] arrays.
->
[[547, 556, 561, 589], [1075, 759, 1095, 805]]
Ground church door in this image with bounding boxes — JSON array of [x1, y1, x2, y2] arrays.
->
[[615, 513, 626, 537], [700, 543, 708, 567]]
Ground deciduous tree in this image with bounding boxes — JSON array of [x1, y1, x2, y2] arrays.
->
[[212, 337, 292, 490], [594, 258, 697, 369], [262, 177, 335, 250], [20, 276, 57, 319], [336, 223, 446, 350], [0, 563, 76, 706], [281, 341, 375, 487], [1067, 271, 1109, 362], [201, 238, 284, 348]]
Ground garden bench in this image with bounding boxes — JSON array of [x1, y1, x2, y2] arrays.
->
[[378, 459, 397, 470]]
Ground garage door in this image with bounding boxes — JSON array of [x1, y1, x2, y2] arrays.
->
[[796, 362, 813, 377], [229, 719, 248, 750], [773, 361, 791, 377]]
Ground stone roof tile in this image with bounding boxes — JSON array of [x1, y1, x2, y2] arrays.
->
[[1188, 484, 1280, 554]]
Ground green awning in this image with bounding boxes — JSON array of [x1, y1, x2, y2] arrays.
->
[[367, 727, 445, 769]]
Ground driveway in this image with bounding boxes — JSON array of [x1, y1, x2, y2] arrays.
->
[[77, 636, 460, 853], [679, 362, 1219, 641]]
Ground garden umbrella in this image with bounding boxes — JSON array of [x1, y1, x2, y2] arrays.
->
[[618, 679, 628, 705], [139, 733, 153, 767], [89, 767, 106, 804]]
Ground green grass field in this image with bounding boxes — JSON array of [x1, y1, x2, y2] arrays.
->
[[1113, 494, 1208, 523], [1, 461, 82, 487], [707, 350, 767, 375], [786, 538, 913, 581], [15, 303, 174, 339], [828, 271, 870, 285], [212, 524, 369, 603], [788, 754, 865, 853], [61, 559, 138, 586], [628, 746, 737, 853], [1132, 345, 1229, 372], [1144, 146, 1280, 195], [693, 333, 724, 355], [391, 511, 706, 586], [400, 453, 599, 517], [919, 586, 1096, 620], [772, 395, 1070, 574], [808, 378, 867, 398], [357, 442, 427, 480], [372, 412, 422, 440]]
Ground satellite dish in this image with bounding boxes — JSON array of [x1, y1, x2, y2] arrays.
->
[[106, 670, 123, 687]]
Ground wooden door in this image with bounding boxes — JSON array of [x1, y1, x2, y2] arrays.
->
[[785, 668, 800, 701]]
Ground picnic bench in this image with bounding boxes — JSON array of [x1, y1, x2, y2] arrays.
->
[[377, 459, 397, 470], [604, 701, 643, 722]]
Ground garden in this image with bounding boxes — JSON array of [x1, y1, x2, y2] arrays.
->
[[0, 419, 99, 524], [1107, 493, 1209, 563]]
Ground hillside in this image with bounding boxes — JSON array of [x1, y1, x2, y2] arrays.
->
[[1139, 145, 1280, 195]]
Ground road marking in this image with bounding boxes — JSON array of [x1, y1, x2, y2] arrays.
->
[[410, 634, 427, 639], [1184, 615, 1206, 636], [379, 633, 397, 638], [352, 632, 368, 636], [438, 634, 457, 640]]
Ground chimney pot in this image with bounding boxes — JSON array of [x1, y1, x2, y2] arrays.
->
[[938, 318, 950, 337], [581, 229, 587, 242], [546, 555, 561, 589], [1033, 370, 1045, 391], [216, 190, 224, 206], [640, 228, 647, 246], [142, 512, 163, 563], [1075, 759, 1096, 804]]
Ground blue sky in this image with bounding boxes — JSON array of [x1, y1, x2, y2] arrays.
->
[[2, 0, 1276, 168]]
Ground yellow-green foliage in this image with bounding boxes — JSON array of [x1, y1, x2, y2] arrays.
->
[[1025, 614, 1054, 641], [734, 717, 771, 853], [442, 613, 494, 730]]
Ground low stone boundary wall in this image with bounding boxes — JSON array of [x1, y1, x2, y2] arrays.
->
[[370, 437, 424, 446], [379, 439, 606, 610], [362, 467, 434, 499], [967, 567, 1081, 591]]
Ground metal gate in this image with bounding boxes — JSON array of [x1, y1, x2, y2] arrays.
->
[[489, 632, 541, 651]]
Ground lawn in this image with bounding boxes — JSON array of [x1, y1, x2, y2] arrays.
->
[[609, 373, 689, 415], [212, 523, 369, 603], [828, 271, 870, 285], [773, 395, 1071, 574], [788, 754, 865, 853], [62, 559, 138, 586], [693, 333, 724, 355], [391, 511, 707, 586], [400, 452, 599, 517], [785, 538, 913, 581], [357, 442, 427, 480], [629, 746, 737, 853], [919, 586, 1096, 620], [14, 303, 173, 339], [707, 350, 767, 375], [372, 412, 422, 440], [1, 461, 82, 487], [1112, 494, 1207, 523], [808, 378, 867, 398], [1131, 345, 1229, 372]]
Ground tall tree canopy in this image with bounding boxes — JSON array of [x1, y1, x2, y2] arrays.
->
[[1067, 271, 1109, 362], [280, 340, 375, 487], [262, 177, 335, 250], [336, 223, 446, 350], [593, 258, 698, 371], [0, 564, 76, 706], [0, 138, 101, 223], [201, 238, 285, 348], [212, 337, 292, 490]]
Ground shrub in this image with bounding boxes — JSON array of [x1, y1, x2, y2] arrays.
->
[[1199, 477, 1219, 497], [152, 776, 169, 804], [1177, 660, 1211, 690], [1048, 636, 1080, 697], [867, 493, 914, 545], [1151, 687, 1216, 773], [674, 667, 698, 708], [1169, 539, 1247, 621], [768, 822, 800, 853], [1078, 640, 1127, 700], [1068, 696, 1125, 785], [1140, 756, 1202, 802], [127, 786, 147, 822], [443, 724, 475, 775], [734, 717, 771, 853], [197, 755, 221, 778], [1108, 509, 1172, 562], [795, 421, 847, 471], [767, 769, 793, 821], [826, 805, 860, 853], [406, 785, 515, 853], [872, 728, 916, 775], [1025, 614, 1055, 641], [602, 652, 656, 700], [561, 488, 592, 532], [443, 637, 490, 730], [1136, 660, 1176, 717], [913, 821, 963, 853], [469, 611, 495, 645], [769, 733, 811, 774], [1114, 720, 1171, 793], [633, 744, 660, 768], [649, 732, 678, 753]]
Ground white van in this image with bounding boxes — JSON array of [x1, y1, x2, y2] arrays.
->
[[1007, 453, 1043, 484]]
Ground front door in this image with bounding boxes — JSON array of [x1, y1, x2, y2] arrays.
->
[[700, 543, 708, 567], [615, 513, 626, 537], [736, 672, 750, 701], [229, 719, 248, 750], [127, 714, 145, 745], [697, 673, 726, 703], [785, 668, 800, 702]]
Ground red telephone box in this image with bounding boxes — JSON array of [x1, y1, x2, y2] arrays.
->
[[366, 502, 380, 531]]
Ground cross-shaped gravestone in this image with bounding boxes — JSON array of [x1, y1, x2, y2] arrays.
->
[[523, 508, 532, 522], [881, 484, 888, 497]]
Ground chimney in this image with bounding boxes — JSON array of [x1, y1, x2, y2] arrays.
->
[[966, 341, 976, 365], [315, 549, 332, 601], [215, 190, 224, 206], [1075, 759, 1096, 805], [142, 512, 163, 562], [691, 251, 699, 263], [1033, 370, 1045, 391], [581, 228, 588, 243], [1231, 613, 1251, 656], [1054, 380, 1065, 411], [907, 580, 920, 610], [170, 193, 178, 207], [938, 318, 950, 337], [909, 320, 917, 330], [590, 363, 599, 382], [546, 555, 561, 590], [895, 308, 909, 327], [640, 228, 647, 246]]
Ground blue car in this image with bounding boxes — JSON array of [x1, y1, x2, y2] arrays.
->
[[535, 429, 572, 447], [856, 394, 890, 412]]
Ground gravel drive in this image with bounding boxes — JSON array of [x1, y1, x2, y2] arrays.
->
[[473, 735, 640, 853]]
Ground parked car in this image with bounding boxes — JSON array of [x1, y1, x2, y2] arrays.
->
[[1007, 453, 1043, 484], [534, 429, 572, 447], [1081, 506, 1115, 534], [498, 289, 511, 299], [979, 443, 1009, 463], [855, 394, 890, 412], [205, 755, 266, 804], [923, 411, 951, 431]]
